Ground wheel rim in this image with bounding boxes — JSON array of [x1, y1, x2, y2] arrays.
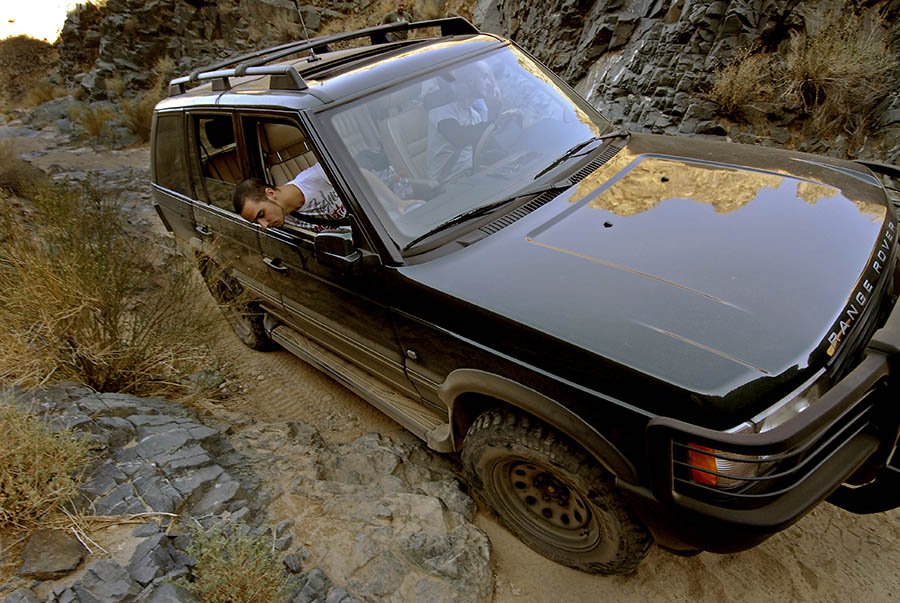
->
[[490, 459, 603, 554]]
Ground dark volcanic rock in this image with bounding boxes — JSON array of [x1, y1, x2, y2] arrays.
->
[[18, 529, 86, 580]]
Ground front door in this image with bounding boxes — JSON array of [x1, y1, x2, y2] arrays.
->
[[186, 111, 279, 306], [243, 113, 415, 396]]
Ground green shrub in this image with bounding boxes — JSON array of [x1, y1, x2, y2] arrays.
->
[[0, 182, 219, 396], [0, 400, 90, 531], [179, 526, 288, 603]]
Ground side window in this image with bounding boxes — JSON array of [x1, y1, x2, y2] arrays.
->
[[244, 117, 346, 234], [253, 120, 317, 186], [193, 114, 241, 211], [152, 113, 190, 196]]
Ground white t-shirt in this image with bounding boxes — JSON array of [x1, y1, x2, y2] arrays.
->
[[283, 163, 346, 231], [426, 101, 486, 181]]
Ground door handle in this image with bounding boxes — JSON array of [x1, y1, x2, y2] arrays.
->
[[263, 257, 288, 272], [195, 224, 213, 236]]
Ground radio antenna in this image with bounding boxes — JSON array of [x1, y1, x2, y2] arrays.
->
[[294, 1, 320, 62]]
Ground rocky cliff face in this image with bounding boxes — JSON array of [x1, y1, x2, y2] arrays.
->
[[57, 0, 370, 98], [57, 0, 898, 161], [474, 0, 900, 161]]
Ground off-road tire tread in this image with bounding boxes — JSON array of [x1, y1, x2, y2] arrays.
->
[[463, 408, 652, 575]]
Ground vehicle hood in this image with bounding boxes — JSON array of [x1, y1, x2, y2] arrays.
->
[[399, 134, 896, 412]]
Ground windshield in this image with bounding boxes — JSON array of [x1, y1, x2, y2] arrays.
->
[[320, 44, 612, 247]]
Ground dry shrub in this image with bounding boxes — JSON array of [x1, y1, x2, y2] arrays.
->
[[0, 36, 58, 108], [69, 103, 115, 139], [709, 44, 773, 120], [121, 88, 162, 143], [0, 140, 46, 196], [0, 183, 219, 397], [179, 525, 288, 603], [105, 74, 127, 99], [0, 400, 90, 532], [23, 80, 66, 108], [709, 10, 894, 140], [780, 11, 893, 136]]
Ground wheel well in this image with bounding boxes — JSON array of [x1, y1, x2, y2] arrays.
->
[[450, 392, 637, 483]]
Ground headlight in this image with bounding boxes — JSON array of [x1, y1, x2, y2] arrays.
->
[[687, 370, 827, 490]]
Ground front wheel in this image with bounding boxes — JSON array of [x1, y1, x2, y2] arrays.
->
[[199, 259, 274, 351], [462, 409, 652, 575]]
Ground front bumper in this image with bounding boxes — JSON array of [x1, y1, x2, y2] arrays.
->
[[623, 298, 900, 554]]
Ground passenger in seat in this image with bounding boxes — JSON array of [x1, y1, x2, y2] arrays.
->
[[426, 61, 502, 182], [232, 163, 346, 232]]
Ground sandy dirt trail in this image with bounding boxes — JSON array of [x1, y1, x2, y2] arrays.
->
[[11, 128, 900, 602]]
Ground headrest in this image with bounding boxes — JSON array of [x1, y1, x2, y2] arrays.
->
[[262, 123, 306, 154], [204, 117, 234, 148]]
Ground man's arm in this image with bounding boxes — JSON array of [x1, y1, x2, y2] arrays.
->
[[436, 119, 489, 148]]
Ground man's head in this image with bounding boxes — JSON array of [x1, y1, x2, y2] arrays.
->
[[232, 177, 285, 230]]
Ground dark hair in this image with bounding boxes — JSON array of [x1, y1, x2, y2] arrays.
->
[[232, 178, 270, 214]]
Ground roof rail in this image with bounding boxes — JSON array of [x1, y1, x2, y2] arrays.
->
[[166, 16, 480, 97]]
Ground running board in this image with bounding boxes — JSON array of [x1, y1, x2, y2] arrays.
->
[[269, 324, 452, 452]]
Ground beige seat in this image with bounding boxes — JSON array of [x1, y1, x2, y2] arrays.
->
[[259, 123, 317, 185], [384, 104, 428, 181], [205, 150, 242, 183], [332, 108, 380, 159]]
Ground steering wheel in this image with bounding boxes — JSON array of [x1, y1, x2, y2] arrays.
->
[[473, 109, 525, 171]]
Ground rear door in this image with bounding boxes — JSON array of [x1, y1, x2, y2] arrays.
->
[[185, 110, 279, 305], [150, 110, 196, 242]]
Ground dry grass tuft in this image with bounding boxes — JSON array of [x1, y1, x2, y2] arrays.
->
[[0, 139, 46, 196], [121, 89, 162, 143], [105, 74, 127, 99], [69, 103, 116, 139], [0, 183, 220, 397], [0, 399, 91, 532], [709, 44, 772, 120], [179, 525, 288, 603], [23, 80, 67, 108]]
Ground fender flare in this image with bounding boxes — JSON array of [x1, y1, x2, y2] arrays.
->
[[439, 369, 638, 484]]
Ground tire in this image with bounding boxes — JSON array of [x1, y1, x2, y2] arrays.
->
[[462, 409, 652, 575], [199, 260, 275, 351]]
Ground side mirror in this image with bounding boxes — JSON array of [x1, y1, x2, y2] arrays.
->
[[314, 230, 362, 274]]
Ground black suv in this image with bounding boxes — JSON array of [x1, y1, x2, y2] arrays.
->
[[151, 18, 900, 575]]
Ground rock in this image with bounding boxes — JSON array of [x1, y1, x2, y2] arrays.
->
[[2, 589, 40, 603], [284, 552, 305, 574], [137, 583, 197, 603], [18, 529, 86, 580], [71, 560, 141, 602]]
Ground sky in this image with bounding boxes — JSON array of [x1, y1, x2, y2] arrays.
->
[[1, 0, 81, 42]]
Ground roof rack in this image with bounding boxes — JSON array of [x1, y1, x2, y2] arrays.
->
[[167, 16, 480, 97]]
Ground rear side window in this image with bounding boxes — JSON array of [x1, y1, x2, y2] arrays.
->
[[194, 114, 242, 210], [153, 113, 190, 196]]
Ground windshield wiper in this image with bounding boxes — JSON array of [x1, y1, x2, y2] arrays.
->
[[532, 129, 630, 181], [402, 181, 572, 252]]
